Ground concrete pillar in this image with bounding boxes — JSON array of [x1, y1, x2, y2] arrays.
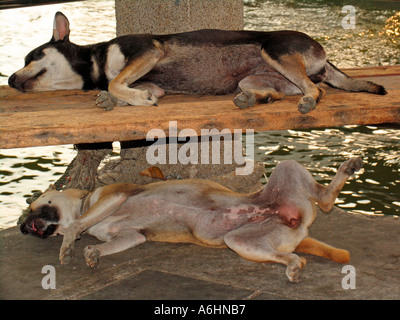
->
[[115, 0, 244, 36], [110, 1, 263, 194]]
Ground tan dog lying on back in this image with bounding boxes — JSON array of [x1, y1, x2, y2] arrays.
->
[[21, 158, 362, 283]]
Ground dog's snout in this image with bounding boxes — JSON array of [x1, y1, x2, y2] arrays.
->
[[20, 222, 29, 235], [8, 73, 24, 91], [8, 73, 17, 88]]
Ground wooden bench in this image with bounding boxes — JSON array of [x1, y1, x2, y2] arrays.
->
[[1, 66, 400, 149]]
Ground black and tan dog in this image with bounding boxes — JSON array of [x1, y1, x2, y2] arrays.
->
[[9, 12, 386, 113], [21, 157, 363, 283]]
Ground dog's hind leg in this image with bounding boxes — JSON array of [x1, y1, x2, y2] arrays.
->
[[233, 74, 288, 109], [295, 237, 350, 263], [84, 231, 146, 268], [275, 157, 363, 213], [260, 51, 326, 114], [315, 157, 363, 213], [224, 223, 307, 283]]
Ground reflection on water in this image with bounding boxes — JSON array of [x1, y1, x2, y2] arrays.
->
[[0, 0, 399, 229], [382, 11, 400, 45]]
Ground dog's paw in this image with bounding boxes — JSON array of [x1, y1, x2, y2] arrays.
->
[[286, 265, 301, 283], [59, 244, 75, 265], [146, 90, 159, 106], [84, 245, 101, 268], [286, 257, 306, 284], [298, 96, 316, 114], [96, 91, 118, 111], [234, 91, 256, 109], [59, 230, 78, 264], [134, 89, 158, 106], [340, 157, 363, 176]]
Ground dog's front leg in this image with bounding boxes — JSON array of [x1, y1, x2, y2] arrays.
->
[[59, 193, 129, 264], [96, 91, 129, 111], [97, 82, 165, 111], [96, 41, 164, 110], [84, 231, 146, 268]]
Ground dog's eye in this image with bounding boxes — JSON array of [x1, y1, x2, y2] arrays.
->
[[48, 201, 51, 204], [32, 50, 45, 61], [24, 49, 45, 66]]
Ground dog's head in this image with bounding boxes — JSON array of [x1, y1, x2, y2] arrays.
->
[[8, 12, 88, 92], [20, 185, 80, 238]]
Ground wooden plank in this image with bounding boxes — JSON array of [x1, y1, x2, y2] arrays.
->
[[1, 66, 400, 149]]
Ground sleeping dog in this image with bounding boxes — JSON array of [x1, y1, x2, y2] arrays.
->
[[20, 157, 363, 283], [9, 12, 386, 113]]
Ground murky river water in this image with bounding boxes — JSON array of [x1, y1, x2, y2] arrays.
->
[[0, 0, 399, 229]]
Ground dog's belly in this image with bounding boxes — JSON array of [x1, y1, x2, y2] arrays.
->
[[102, 186, 274, 247], [112, 200, 234, 247], [141, 43, 273, 95]]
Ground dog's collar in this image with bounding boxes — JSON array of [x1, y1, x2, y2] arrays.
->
[[80, 192, 90, 216]]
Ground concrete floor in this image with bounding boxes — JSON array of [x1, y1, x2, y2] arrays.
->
[[1, 207, 399, 300]]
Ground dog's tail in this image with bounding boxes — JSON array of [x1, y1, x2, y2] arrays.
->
[[323, 60, 387, 95]]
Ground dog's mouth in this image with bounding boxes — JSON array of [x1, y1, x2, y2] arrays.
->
[[20, 204, 60, 238], [20, 218, 58, 239], [31, 221, 43, 235], [8, 68, 47, 92]]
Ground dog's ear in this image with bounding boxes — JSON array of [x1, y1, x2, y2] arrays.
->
[[52, 11, 70, 42]]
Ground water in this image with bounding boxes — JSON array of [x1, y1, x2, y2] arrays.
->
[[244, 0, 400, 67], [255, 126, 400, 216], [0, 0, 116, 229], [0, 0, 399, 229]]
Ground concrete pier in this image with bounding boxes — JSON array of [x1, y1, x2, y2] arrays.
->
[[1, 0, 399, 302], [115, 0, 244, 36], [1, 208, 398, 300]]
